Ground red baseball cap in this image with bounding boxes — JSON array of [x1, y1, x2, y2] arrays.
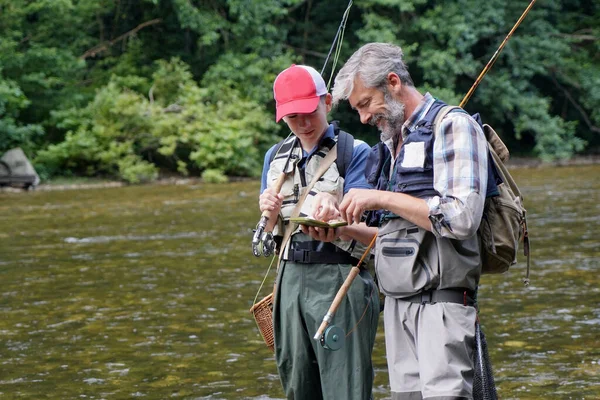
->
[[273, 64, 328, 122]]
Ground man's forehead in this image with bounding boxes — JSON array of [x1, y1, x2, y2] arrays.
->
[[348, 77, 375, 106]]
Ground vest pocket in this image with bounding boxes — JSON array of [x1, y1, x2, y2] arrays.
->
[[381, 246, 415, 257], [375, 220, 436, 297]]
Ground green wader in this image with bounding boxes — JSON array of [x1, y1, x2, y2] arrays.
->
[[273, 241, 380, 400]]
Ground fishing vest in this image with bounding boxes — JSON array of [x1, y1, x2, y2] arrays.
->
[[266, 127, 355, 254], [365, 100, 500, 224], [367, 99, 498, 296]]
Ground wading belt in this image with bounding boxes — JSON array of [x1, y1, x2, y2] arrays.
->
[[285, 240, 359, 265], [400, 288, 476, 307]]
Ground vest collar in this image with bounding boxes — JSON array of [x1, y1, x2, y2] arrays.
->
[[383, 93, 436, 158], [302, 123, 335, 158], [401, 92, 435, 140]]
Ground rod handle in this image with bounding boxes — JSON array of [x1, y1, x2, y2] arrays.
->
[[314, 266, 361, 340], [259, 172, 287, 233]]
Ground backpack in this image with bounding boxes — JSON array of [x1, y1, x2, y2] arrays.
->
[[434, 106, 531, 285], [269, 121, 355, 178]]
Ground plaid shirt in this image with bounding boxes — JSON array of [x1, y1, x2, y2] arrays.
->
[[383, 93, 488, 239]]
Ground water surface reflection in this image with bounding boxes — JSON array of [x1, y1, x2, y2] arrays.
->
[[1, 165, 598, 399]]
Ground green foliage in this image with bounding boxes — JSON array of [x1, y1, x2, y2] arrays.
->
[[0, 73, 44, 153], [201, 52, 297, 106], [350, 0, 599, 160], [36, 58, 277, 182], [202, 169, 229, 184], [1, 0, 599, 181]]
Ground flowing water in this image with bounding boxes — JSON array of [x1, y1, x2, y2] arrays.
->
[[1, 165, 598, 399]]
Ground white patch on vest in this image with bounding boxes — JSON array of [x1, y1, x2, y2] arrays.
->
[[401, 141, 426, 168]]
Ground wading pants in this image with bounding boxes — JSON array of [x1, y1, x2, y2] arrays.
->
[[384, 297, 477, 400], [273, 259, 380, 400]]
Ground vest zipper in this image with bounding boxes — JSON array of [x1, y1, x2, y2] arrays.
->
[[381, 247, 415, 257]]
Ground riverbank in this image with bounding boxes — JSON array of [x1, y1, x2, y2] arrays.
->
[[2, 155, 598, 193], [506, 154, 600, 167]]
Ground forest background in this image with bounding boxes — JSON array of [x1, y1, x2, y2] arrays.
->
[[0, 0, 598, 184]]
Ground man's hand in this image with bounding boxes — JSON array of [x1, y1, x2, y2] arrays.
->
[[339, 188, 385, 225], [259, 188, 284, 214], [312, 192, 341, 221]]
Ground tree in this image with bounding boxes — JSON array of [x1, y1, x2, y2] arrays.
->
[[1, 0, 598, 182]]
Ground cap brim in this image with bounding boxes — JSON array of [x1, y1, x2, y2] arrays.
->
[[276, 97, 320, 122]]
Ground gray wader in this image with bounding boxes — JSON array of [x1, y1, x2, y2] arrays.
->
[[385, 298, 477, 400], [273, 240, 380, 400], [375, 219, 481, 400]]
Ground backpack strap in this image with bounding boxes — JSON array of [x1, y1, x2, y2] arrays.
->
[[268, 138, 289, 166], [432, 105, 462, 134], [332, 122, 354, 178]]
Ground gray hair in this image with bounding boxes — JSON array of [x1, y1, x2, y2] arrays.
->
[[332, 43, 414, 105]]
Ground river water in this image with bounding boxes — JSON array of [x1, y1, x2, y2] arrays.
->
[[1, 165, 599, 399]]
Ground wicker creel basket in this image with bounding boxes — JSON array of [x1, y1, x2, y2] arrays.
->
[[249, 292, 275, 352]]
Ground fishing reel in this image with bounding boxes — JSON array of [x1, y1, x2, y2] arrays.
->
[[261, 232, 276, 257], [318, 325, 345, 351], [252, 216, 276, 257]]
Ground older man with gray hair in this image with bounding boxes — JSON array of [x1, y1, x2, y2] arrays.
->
[[321, 42, 497, 399]]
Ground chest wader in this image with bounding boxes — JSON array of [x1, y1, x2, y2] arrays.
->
[[267, 138, 379, 400], [273, 233, 379, 400]]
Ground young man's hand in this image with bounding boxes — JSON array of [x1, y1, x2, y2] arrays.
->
[[259, 188, 284, 214], [300, 225, 339, 242], [311, 192, 341, 221]]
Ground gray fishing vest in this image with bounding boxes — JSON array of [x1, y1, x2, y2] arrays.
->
[[375, 218, 481, 297], [373, 106, 483, 297]]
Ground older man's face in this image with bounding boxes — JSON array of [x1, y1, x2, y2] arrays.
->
[[348, 77, 405, 142]]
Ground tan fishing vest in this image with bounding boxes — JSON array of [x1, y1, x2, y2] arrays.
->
[[266, 135, 355, 253]]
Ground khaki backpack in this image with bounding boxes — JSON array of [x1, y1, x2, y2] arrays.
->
[[435, 106, 531, 285]]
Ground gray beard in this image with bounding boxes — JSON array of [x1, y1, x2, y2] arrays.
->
[[374, 93, 405, 143]]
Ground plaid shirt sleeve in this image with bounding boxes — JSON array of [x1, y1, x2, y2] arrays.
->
[[427, 112, 488, 239]]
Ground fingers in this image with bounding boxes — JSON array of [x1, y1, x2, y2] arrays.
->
[[325, 227, 337, 242], [340, 190, 363, 225], [307, 226, 338, 242], [312, 192, 340, 221], [353, 206, 363, 226], [300, 226, 337, 242], [259, 191, 284, 213], [312, 194, 324, 219], [344, 201, 358, 225], [327, 206, 341, 221], [300, 224, 310, 235], [314, 203, 338, 221], [339, 191, 352, 219]]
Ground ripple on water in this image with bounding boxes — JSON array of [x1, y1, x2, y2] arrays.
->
[[2, 171, 599, 399], [64, 231, 210, 244]]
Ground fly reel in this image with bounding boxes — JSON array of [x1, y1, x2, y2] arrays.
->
[[319, 325, 345, 351]]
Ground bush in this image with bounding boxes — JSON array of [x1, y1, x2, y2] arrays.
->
[[201, 168, 229, 184], [36, 58, 278, 183]]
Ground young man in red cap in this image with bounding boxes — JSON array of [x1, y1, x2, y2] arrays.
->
[[258, 64, 380, 400]]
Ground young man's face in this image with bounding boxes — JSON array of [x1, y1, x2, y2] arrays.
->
[[348, 77, 405, 142], [283, 94, 332, 144]]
